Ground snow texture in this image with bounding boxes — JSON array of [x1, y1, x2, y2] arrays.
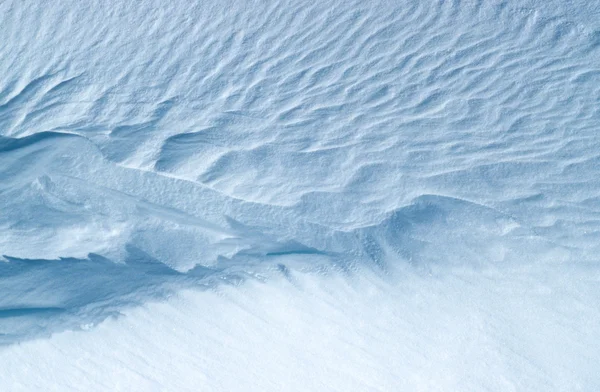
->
[[1, 0, 600, 390]]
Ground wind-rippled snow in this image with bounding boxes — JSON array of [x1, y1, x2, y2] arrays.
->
[[1, 0, 600, 390]]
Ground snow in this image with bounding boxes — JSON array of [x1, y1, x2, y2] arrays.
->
[[2, 265, 600, 391], [1, 0, 600, 390]]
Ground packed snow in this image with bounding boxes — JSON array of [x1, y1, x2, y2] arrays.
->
[[1, 0, 600, 390]]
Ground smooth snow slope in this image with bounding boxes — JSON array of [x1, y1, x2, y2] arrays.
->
[[1, 0, 600, 390]]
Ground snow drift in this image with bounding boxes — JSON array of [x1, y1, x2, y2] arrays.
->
[[1, 0, 600, 390]]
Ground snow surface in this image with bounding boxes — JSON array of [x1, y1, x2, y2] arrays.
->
[[1, 0, 600, 390]]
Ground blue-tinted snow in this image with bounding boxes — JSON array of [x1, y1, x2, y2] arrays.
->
[[1, 0, 600, 390]]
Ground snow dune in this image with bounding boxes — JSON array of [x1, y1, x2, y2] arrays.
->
[[1, 0, 600, 390]]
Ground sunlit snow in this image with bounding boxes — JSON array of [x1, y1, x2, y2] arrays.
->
[[1, 0, 600, 390]]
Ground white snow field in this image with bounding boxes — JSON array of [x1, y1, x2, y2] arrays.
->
[[1, 0, 600, 390]]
